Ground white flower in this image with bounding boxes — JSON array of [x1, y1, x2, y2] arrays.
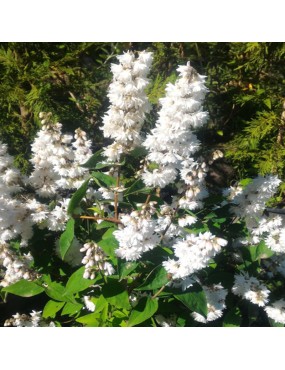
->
[[83, 296, 96, 312], [163, 232, 227, 280], [114, 211, 160, 261], [264, 299, 285, 324], [232, 272, 270, 306], [192, 284, 228, 323]]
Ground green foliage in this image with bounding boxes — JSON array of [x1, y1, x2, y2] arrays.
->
[[59, 218, 75, 259], [2, 280, 44, 297]]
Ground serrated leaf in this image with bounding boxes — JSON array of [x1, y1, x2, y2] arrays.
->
[[135, 266, 170, 291], [174, 284, 208, 317], [92, 171, 116, 187], [2, 280, 44, 297], [223, 306, 242, 327], [127, 297, 158, 327], [65, 266, 96, 294], [42, 300, 65, 319], [59, 218, 75, 260], [67, 178, 91, 215]]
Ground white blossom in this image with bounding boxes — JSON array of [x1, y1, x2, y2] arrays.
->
[[232, 272, 270, 307], [264, 299, 285, 324], [192, 284, 228, 323], [102, 50, 153, 162], [114, 210, 160, 261], [163, 232, 227, 279]]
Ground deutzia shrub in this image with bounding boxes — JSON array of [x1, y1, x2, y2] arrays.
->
[[1, 51, 285, 327]]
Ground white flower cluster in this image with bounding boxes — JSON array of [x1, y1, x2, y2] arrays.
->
[[162, 231, 227, 280], [251, 215, 285, 253], [26, 197, 71, 232], [0, 242, 36, 287], [232, 272, 270, 307], [230, 175, 281, 227], [102, 50, 153, 162], [142, 62, 209, 210], [80, 241, 115, 279], [4, 310, 55, 327], [192, 284, 228, 323], [264, 299, 285, 324], [29, 112, 92, 197], [228, 175, 285, 254], [0, 142, 34, 246], [114, 205, 160, 261]]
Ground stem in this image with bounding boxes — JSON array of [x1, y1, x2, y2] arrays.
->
[[114, 166, 121, 220], [79, 215, 122, 224], [152, 285, 166, 299]]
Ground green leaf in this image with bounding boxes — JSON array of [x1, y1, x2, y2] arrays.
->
[[102, 227, 117, 239], [256, 240, 274, 259], [76, 313, 100, 326], [80, 149, 104, 168], [97, 236, 119, 258], [42, 300, 65, 319], [44, 281, 77, 304], [93, 295, 108, 314], [96, 221, 116, 230], [125, 179, 152, 196], [135, 266, 170, 291], [127, 297, 159, 327], [223, 306, 242, 327], [174, 284, 208, 317], [67, 177, 91, 215], [2, 280, 44, 297], [92, 171, 116, 187], [118, 260, 138, 280], [59, 218, 75, 260], [61, 302, 84, 316], [101, 278, 131, 310], [65, 266, 96, 294]]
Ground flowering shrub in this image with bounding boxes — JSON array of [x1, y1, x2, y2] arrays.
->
[[1, 50, 285, 327]]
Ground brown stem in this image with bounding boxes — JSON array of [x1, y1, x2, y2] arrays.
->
[[145, 194, 151, 205], [152, 285, 166, 299], [79, 215, 122, 224]]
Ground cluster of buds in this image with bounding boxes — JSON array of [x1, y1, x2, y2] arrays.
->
[[80, 242, 115, 279]]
